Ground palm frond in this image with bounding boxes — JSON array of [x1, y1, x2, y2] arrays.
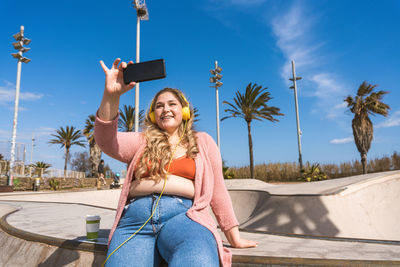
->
[[83, 114, 96, 145], [118, 105, 144, 132], [222, 83, 283, 123], [193, 106, 200, 123], [48, 126, 86, 149]]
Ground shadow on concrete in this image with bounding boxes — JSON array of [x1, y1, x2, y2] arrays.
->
[[230, 190, 340, 237], [37, 244, 80, 267], [37, 230, 110, 267]]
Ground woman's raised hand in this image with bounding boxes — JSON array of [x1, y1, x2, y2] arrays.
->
[[99, 58, 136, 96]]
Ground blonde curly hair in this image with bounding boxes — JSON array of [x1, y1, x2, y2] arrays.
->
[[134, 88, 199, 182]]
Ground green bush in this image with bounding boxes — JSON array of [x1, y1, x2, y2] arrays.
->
[[49, 179, 60, 191], [301, 163, 327, 182], [13, 178, 21, 190]]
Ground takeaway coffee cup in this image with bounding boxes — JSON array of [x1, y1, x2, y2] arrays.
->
[[86, 215, 101, 241]]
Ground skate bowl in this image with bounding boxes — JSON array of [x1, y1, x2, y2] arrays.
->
[[227, 170, 400, 241]]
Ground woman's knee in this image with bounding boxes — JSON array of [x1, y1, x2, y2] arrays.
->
[[157, 214, 219, 266]]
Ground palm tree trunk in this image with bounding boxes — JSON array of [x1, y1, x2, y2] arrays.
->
[[247, 121, 254, 179], [361, 152, 367, 174], [89, 144, 102, 177], [64, 147, 69, 177]]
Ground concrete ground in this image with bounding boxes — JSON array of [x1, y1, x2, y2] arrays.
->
[[1, 170, 400, 266]]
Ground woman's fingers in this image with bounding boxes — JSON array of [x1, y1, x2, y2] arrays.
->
[[99, 60, 109, 73], [233, 238, 259, 248], [127, 82, 136, 89], [101, 58, 132, 73], [119, 61, 127, 70], [112, 58, 121, 69], [243, 239, 258, 248]]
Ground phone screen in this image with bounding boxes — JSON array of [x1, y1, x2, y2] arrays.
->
[[123, 59, 166, 84]]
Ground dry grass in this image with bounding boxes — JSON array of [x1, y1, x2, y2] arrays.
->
[[227, 151, 400, 182]]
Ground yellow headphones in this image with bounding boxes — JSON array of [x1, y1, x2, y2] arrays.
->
[[149, 91, 191, 123]]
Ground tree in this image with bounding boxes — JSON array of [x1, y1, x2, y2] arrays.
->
[[344, 81, 390, 174], [222, 83, 283, 179], [83, 114, 102, 177], [48, 126, 86, 176], [118, 105, 144, 132], [70, 151, 91, 176], [31, 161, 51, 177]]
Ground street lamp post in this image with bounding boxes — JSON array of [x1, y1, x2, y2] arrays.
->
[[8, 25, 31, 186], [132, 0, 149, 132], [209, 61, 223, 149], [289, 60, 303, 171], [30, 132, 35, 165]]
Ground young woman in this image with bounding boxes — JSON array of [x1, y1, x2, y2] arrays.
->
[[94, 58, 257, 267]]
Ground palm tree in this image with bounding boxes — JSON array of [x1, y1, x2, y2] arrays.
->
[[222, 83, 283, 179], [31, 161, 52, 177], [83, 114, 102, 177], [118, 105, 144, 132], [48, 126, 86, 176], [344, 81, 390, 174]]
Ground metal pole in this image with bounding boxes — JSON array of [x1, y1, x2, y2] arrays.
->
[[8, 58, 22, 186], [30, 132, 34, 165], [134, 16, 140, 132], [215, 61, 221, 150], [291, 60, 303, 171]]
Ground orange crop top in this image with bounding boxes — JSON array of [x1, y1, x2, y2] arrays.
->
[[138, 156, 196, 180]]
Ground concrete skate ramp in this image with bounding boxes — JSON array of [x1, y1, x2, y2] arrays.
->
[[227, 171, 400, 241]]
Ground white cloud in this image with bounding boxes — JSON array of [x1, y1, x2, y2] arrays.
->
[[35, 127, 56, 138], [0, 126, 56, 144], [20, 92, 43, 101], [0, 81, 44, 104], [376, 110, 400, 128], [311, 73, 345, 98], [271, 4, 349, 120], [330, 136, 353, 144], [310, 73, 348, 119], [271, 4, 319, 80], [7, 106, 28, 112]]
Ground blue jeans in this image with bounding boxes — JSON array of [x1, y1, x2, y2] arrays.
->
[[106, 194, 219, 267]]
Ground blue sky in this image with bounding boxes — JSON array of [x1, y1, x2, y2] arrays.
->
[[1, 0, 399, 175]]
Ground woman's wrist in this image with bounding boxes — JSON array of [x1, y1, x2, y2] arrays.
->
[[223, 226, 241, 246], [98, 91, 120, 121]]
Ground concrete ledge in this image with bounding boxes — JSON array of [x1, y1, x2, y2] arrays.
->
[[232, 255, 400, 267], [1, 215, 107, 254], [2, 203, 400, 266], [0, 203, 108, 253]]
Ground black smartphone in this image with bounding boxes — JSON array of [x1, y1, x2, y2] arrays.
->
[[123, 59, 166, 84]]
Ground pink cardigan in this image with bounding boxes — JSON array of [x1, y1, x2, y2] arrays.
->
[[94, 114, 239, 267]]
